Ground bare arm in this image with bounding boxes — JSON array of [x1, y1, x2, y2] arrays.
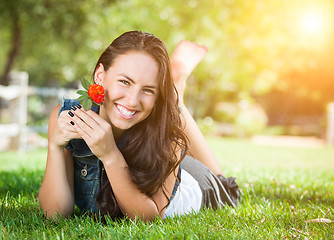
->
[[102, 150, 178, 221], [39, 105, 76, 219]]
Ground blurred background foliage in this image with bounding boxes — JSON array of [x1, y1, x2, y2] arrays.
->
[[1, 0, 333, 137]]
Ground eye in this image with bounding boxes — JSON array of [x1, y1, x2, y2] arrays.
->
[[143, 88, 155, 95], [119, 79, 130, 86]]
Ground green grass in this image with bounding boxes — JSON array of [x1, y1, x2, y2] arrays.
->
[[1, 138, 334, 239]]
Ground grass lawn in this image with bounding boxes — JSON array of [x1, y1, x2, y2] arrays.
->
[[1, 137, 333, 239]]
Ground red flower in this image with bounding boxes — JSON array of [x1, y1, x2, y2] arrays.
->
[[88, 84, 105, 104]]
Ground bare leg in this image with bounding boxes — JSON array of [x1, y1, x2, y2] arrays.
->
[[171, 40, 208, 102], [170, 41, 224, 176]]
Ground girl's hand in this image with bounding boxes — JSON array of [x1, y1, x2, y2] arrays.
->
[[49, 109, 82, 148], [67, 106, 117, 161]]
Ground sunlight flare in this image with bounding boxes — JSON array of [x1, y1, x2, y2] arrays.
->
[[298, 8, 328, 37]]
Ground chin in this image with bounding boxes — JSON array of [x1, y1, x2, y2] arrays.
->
[[111, 118, 137, 130]]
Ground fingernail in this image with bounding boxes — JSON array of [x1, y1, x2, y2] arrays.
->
[[71, 106, 77, 111], [70, 121, 75, 126], [76, 104, 82, 109], [68, 111, 74, 117]]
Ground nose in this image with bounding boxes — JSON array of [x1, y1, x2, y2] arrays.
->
[[125, 87, 140, 108]]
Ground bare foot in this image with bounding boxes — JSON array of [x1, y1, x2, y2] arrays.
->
[[170, 40, 208, 101]]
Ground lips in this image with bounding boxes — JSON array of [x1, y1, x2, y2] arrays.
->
[[115, 104, 137, 119]]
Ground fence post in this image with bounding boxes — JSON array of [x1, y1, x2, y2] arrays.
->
[[9, 71, 29, 152], [326, 102, 334, 146]]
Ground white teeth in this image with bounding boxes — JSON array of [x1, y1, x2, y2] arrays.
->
[[117, 105, 136, 116]]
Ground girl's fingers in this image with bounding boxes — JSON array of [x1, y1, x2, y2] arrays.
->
[[58, 111, 80, 134], [71, 105, 110, 131], [68, 106, 115, 158], [49, 111, 82, 147], [68, 111, 93, 138], [84, 109, 111, 131], [76, 106, 109, 127], [67, 105, 107, 140], [70, 117, 92, 143], [69, 106, 101, 130]]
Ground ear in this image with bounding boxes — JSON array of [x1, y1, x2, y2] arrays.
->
[[94, 63, 105, 85]]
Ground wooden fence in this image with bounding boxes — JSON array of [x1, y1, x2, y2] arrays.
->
[[0, 71, 77, 152]]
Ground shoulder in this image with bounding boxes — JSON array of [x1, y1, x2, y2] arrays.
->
[[50, 104, 61, 122]]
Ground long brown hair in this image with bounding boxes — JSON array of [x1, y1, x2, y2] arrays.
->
[[95, 31, 188, 220]]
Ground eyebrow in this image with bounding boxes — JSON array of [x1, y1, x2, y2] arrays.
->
[[120, 74, 157, 90]]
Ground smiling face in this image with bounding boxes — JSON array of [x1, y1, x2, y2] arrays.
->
[[94, 51, 160, 137]]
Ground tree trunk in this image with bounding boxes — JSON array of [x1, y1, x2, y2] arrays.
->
[[0, 13, 21, 86]]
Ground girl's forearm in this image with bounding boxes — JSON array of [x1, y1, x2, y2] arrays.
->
[[39, 145, 74, 219], [102, 151, 163, 221]]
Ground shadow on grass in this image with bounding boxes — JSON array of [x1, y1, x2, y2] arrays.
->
[[0, 169, 44, 196]]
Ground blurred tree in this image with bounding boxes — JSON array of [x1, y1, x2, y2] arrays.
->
[[0, 0, 116, 86], [0, 0, 21, 85], [1, 0, 333, 132]]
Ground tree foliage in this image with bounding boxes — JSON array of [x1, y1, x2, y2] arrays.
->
[[0, 0, 116, 85], [1, 0, 333, 124]]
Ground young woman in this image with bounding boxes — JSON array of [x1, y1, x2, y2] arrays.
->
[[39, 31, 240, 221]]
